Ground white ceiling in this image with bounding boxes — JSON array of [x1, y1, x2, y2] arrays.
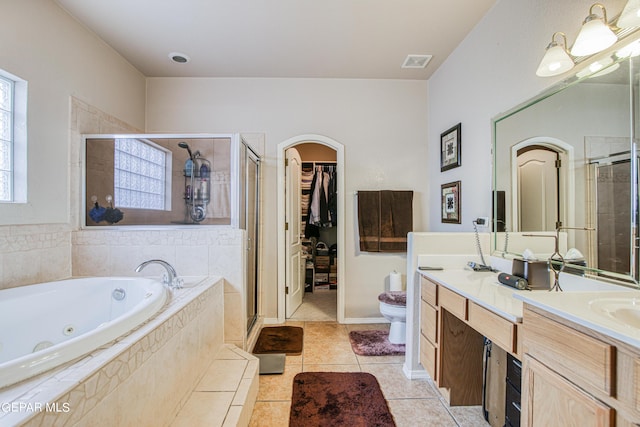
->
[[54, 0, 497, 80]]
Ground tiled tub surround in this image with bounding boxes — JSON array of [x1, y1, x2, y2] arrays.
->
[[0, 276, 253, 426], [72, 227, 248, 349], [0, 224, 72, 291]]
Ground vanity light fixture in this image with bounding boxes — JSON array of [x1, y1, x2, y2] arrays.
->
[[575, 57, 619, 78], [617, 0, 640, 28], [570, 3, 617, 57], [536, 32, 575, 77], [616, 38, 640, 57]]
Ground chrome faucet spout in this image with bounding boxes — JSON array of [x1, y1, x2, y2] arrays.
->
[[524, 227, 595, 292], [135, 259, 182, 289]]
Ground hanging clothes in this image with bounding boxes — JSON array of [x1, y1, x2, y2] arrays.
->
[[305, 164, 337, 238]]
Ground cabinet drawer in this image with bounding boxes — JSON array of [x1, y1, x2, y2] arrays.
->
[[468, 302, 516, 353], [507, 353, 522, 393], [439, 286, 467, 320], [420, 299, 438, 344], [420, 276, 437, 307], [523, 309, 615, 396], [505, 381, 521, 427], [420, 332, 437, 381]]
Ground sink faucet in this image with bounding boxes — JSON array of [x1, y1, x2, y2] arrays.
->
[[135, 259, 182, 289], [524, 226, 594, 292]]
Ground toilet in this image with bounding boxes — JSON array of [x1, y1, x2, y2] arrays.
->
[[378, 291, 407, 344]]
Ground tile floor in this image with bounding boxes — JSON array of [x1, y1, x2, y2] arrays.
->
[[289, 289, 337, 322], [248, 320, 490, 426]]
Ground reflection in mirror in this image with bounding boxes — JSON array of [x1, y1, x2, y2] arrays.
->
[[492, 33, 640, 284], [84, 135, 232, 226]]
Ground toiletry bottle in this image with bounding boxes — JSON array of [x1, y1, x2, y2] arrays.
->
[[184, 158, 194, 177], [199, 163, 210, 178]]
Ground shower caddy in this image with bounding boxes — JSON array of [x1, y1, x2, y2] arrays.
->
[[183, 152, 212, 223]]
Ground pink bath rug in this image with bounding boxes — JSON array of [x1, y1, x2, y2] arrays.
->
[[348, 330, 405, 356]]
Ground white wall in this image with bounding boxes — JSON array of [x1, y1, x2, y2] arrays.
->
[[427, 0, 629, 232], [146, 78, 429, 319], [0, 0, 146, 225]]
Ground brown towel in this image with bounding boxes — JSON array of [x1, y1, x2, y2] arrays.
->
[[358, 190, 413, 252]]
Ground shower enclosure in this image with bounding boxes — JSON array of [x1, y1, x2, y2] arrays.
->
[[239, 140, 260, 332]]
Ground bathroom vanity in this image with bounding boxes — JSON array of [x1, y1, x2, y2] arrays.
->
[[419, 270, 523, 406], [516, 291, 640, 426], [419, 268, 640, 426]]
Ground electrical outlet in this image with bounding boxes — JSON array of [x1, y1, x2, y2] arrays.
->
[[476, 217, 489, 227]]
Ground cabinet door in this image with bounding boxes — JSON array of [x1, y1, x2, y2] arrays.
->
[[522, 356, 613, 427]]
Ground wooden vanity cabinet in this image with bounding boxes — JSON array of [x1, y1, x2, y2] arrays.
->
[[419, 274, 519, 407], [522, 356, 614, 426], [522, 305, 640, 426], [419, 277, 438, 382]]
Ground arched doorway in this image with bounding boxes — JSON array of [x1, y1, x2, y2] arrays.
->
[[277, 135, 345, 323]]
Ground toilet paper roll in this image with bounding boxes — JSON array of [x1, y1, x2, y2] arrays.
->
[[389, 271, 403, 291]]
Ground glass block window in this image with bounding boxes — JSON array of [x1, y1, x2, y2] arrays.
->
[[0, 75, 13, 201], [114, 138, 168, 210]]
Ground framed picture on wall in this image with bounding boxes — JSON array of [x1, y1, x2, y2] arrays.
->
[[441, 181, 461, 224], [440, 123, 461, 172]]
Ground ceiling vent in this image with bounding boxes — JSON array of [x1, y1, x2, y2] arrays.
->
[[402, 54, 432, 69]]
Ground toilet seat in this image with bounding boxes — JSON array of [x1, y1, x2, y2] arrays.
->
[[377, 291, 406, 307]]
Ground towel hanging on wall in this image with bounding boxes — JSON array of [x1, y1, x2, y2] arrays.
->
[[357, 190, 413, 252]]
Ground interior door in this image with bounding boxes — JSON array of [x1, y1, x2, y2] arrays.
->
[[517, 148, 559, 231], [285, 147, 303, 318]]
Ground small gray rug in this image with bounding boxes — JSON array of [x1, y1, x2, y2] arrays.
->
[[348, 330, 405, 356]]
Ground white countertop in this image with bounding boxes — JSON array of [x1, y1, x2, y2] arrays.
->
[[420, 269, 528, 323], [420, 267, 640, 350]]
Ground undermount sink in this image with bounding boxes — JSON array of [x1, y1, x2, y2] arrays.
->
[[589, 298, 640, 328]]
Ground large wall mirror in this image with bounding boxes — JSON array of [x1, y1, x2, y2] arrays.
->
[[492, 32, 640, 284], [83, 134, 233, 226]]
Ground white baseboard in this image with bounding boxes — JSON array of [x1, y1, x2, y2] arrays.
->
[[341, 317, 389, 324], [402, 363, 429, 380], [262, 317, 389, 325]]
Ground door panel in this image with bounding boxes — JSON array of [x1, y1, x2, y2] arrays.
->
[[518, 148, 559, 231], [285, 148, 303, 317]]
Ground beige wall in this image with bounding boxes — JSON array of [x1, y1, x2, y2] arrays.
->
[[0, 0, 145, 288], [296, 142, 337, 162], [426, 0, 630, 232], [0, 0, 146, 226], [146, 77, 429, 320]]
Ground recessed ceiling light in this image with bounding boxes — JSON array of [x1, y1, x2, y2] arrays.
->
[[168, 52, 190, 64], [402, 54, 432, 69]]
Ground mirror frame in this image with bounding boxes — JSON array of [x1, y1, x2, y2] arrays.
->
[[491, 29, 640, 285]]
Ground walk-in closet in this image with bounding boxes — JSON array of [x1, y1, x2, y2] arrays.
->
[[289, 143, 337, 321]]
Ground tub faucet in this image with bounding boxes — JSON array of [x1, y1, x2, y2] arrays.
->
[[135, 259, 182, 289]]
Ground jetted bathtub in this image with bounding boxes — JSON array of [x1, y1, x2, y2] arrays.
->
[[0, 277, 167, 388]]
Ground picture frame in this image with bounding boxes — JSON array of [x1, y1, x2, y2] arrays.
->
[[440, 123, 461, 172], [441, 181, 461, 224]]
